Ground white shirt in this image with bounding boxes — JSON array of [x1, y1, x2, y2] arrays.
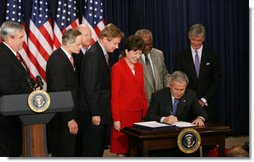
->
[[191, 45, 203, 63], [190, 45, 208, 106], [60, 47, 72, 60]]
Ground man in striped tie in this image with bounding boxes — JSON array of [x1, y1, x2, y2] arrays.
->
[[46, 28, 82, 157], [0, 21, 32, 156], [174, 24, 221, 122], [79, 23, 124, 157]]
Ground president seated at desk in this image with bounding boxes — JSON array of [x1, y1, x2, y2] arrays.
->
[[145, 71, 208, 126], [123, 70, 231, 157]]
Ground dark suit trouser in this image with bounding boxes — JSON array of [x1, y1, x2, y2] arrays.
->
[[48, 124, 76, 157], [0, 132, 21, 157], [74, 117, 85, 157], [0, 115, 22, 157], [82, 123, 107, 157]]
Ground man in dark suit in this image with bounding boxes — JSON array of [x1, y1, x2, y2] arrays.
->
[[79, 23, 124, 157], [174, 24, 221, 122], [46, 28, 82, 156], [146, 71, 208, 126], [0, 21, 32, 156]]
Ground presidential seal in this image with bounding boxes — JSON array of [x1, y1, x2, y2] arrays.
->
[[177, 128, 201, 154], [28, 90, 50, 113]]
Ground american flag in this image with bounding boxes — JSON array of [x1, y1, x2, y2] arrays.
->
[[27, 0, 53, 88], [53, 0, 79, 49], [5, 0, 30, 77], [82, 0, 105, 44]]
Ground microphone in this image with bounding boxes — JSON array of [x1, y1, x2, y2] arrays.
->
[[36, 75, 44, 90], [26, 76, 35, 91]]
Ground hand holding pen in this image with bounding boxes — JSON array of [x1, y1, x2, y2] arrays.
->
[[163, 112, 178, 125]]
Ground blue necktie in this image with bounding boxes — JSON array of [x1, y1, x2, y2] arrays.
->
[[173, 98, 179, 114], [194, 50, 200, 77]]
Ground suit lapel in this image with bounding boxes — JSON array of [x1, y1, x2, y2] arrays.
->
[[12, 54, 28, 74], [1, 43, 28, 74], [139, 55, 155, 90], [186, 49, 199, 79], [175, 93, 189, 117], [95, 42, 111, 71], [59, 48, 75, 73], [166, 90, 174, 114], [121, 58, 138, 83], [199, 49, 209, 78], [150, 50, 159, 89]]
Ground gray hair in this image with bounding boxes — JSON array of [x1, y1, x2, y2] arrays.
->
[[135, 28, 153, 40], [168, 71, 189, 86], [188, 24, 206, 37], [0, 21, 24, 41], [62, 28, 81, 45]]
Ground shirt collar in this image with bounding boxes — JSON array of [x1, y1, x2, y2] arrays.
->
[[98, 40, 107, 56], [191, 45, 203, 54], [60, 46, 72, 60]]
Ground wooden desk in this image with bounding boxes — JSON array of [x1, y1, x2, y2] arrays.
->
[[122, 123, 231, 157]]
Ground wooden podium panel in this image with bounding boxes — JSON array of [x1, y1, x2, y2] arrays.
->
[[0, 91, 74, 157], [122, 123, 232, 157], [22, 124, 47, 157]]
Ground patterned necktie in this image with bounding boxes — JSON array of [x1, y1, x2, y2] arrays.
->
[[105, 53, 109, 64], [194, 50, 200, 77], [173, 98, 179, 114], [144, 54, 155, 88], [16, 53, 22, 62], [70, 56, 74, 68], [16, 53, 27, 70]]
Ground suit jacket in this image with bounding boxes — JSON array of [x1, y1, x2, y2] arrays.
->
[[174, 47, 221, 121], [46, 48, 80, 156], [72, 49, 85, 82], [146, 87, 208, 122], [46, 48, 79, 123], [111, 58, 148, 122], [139, 48, 170, 105], [0, 43, 31, 96], [0, 43, 31, 156], [79, 42, 111, 124]]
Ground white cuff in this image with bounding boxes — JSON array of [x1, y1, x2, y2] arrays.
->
[[160, 117, 166, 123], [197, 116, 205, 122], [201, 98, 208, 106]]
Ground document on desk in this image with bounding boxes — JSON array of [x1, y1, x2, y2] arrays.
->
[[173, 121, 195, 128], [133, 121, 176, 131]]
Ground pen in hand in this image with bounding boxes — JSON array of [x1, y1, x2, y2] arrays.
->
[[170, 111, 174, 115]]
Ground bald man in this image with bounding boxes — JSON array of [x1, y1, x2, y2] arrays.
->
[[73, 24, 92, 156], [73, 24, 92, 81]]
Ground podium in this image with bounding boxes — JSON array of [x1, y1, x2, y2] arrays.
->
[[0, 91, 74, 157]]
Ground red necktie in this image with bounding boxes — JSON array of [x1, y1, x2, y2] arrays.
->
[[16, 53, 28, 70], [16, 53, 22, 62]]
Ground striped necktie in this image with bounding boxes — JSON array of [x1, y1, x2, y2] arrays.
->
[[194, 50, 200, 77]]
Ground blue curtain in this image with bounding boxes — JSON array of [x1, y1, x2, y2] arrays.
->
[[104, 0, 249, 136], [0, 0, 249, 135]]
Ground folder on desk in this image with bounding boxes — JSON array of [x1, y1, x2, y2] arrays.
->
[[173, 121, 195, 128], [133, 121, 176, 131]]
